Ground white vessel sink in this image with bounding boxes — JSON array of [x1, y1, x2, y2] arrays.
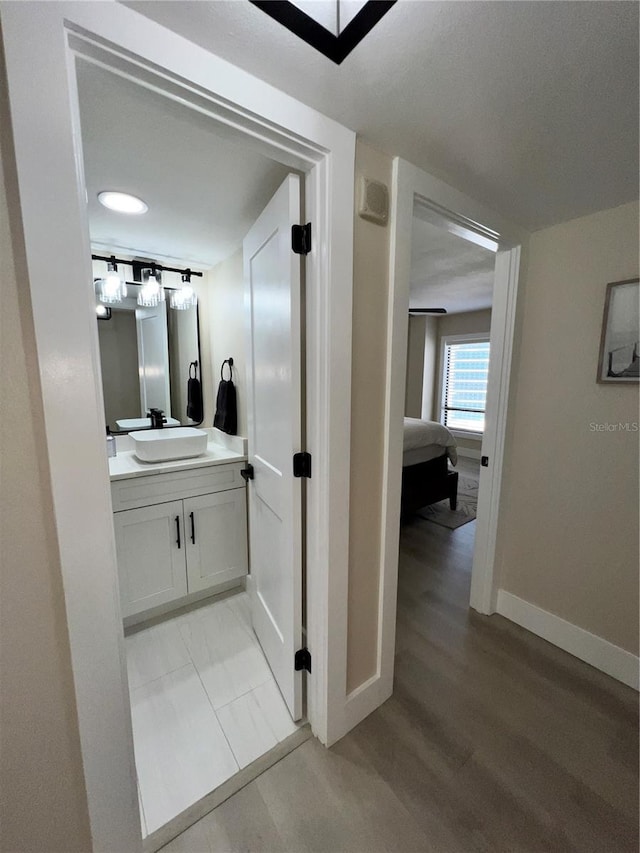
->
[[130, 427, 208, 463]]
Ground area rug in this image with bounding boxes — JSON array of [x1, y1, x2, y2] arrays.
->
[[418, 474, 478, 529]]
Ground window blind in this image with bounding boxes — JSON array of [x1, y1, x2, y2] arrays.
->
[[442, 340, 490, 433]]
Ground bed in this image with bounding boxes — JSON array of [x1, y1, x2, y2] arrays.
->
[[401, 417, 458, 517]]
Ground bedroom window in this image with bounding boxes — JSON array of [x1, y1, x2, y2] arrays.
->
[[441, 337, 490, 434]]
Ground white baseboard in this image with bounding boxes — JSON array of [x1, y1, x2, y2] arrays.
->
[[496, 590, 639, 691], [457, 446, 481, 460]]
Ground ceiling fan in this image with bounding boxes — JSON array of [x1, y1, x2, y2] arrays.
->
[[408, 307, 447, 315]]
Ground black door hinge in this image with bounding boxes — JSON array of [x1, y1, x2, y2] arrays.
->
[[292, 223, 312, 255], [295, 647, 311, 673], [293, 452, 312, 478], [240, 464, 254, 481], [481, 456, 489, 467]]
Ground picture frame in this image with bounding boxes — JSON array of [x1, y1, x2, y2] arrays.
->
[[596, 278, 640, 384]]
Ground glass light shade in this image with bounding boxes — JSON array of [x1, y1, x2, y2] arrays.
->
[[137, 269, 164, 307], [170, 283, 197, 311], [99, 268, 127, 304]]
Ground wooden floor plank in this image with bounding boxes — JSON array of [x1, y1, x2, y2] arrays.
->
[[163, 514, 639, 852]]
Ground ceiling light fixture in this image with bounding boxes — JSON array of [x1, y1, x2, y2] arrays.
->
[[97, 191, 148, 215], [170, 271, 198, 311], [98, 256, 127, 304]]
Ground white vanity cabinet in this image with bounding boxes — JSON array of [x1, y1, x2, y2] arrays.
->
[[111, 461, 248, 618], [183, 490, 248, 595], [114, 501, 187, 616]]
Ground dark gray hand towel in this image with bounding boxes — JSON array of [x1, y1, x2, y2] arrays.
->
[[213, 360, 237, 435], [187, 362, 203, 422]]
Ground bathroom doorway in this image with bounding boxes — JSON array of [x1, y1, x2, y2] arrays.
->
[[2, 5, 355, 850], [74, 59, 310, 843]]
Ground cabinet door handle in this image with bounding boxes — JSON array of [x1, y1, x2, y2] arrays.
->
[[189, 511, 196, 545], [175, 515, 181, 549]]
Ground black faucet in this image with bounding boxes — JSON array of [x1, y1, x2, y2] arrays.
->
[[148, 408, 167, 429]]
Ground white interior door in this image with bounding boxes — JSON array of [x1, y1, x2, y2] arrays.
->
[[244, 174, 303, 721], [135, 304, 171, 416]]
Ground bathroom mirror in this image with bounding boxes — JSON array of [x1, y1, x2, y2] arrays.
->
[[95, 278, 202, 433]]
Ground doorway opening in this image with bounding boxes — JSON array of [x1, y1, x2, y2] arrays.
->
[[400, 206, 497, 613], [74, 56, 311, 842], [375, 159, 522, 707]]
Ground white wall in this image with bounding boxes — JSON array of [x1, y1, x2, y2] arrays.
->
[[404, 314, 438, 419], [437, 307, 492, 341], [0, 66, 92, 851], [421, 315, 438, 420], [404, 314, 426, 417], [497, 200, 639, 656], [206, 249, 246, 437]]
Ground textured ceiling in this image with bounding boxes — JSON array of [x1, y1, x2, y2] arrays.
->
[[410, 218, 494, 315], [76, 60, 290, 268], [125, 0, 639, 231]]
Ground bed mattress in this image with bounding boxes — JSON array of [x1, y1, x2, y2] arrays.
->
[[402, 417, 457, 467]]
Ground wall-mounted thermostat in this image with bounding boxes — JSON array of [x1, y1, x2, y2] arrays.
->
[[358, 176, 389, 226]]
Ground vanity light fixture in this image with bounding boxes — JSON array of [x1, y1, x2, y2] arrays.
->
[[95, 304, 112, 320], [137, 267, 164, 307], [98, 191, 148, 215], [91, 254, 204, 311], [170, 270, 198, 311], [98, 256, 127, 304]]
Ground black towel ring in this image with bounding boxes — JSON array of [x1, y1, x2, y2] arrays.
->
[[221, 357, 234, 380]]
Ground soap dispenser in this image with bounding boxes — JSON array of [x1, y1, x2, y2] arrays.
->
[[106, 426, 117, 458]]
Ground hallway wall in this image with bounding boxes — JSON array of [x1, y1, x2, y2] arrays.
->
[[0, 53, 92, 851], [497, 201, 639, 656]]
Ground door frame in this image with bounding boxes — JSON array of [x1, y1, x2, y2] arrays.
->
[[1, 4, 354, 850], [377, 157, 526, 701]]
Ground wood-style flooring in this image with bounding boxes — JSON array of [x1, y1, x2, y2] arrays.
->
[[163, 515, 639, 852]]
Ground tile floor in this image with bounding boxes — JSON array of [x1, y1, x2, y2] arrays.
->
[[126, 592, 299, 836]]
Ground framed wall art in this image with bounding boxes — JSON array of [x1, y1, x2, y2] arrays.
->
[[597, 278, 639, 383]]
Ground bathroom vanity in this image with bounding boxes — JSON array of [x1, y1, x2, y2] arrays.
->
[[109, 437, 248, 621]]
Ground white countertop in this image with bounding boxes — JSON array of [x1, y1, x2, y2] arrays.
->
[[108, 445, 246, 481]]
